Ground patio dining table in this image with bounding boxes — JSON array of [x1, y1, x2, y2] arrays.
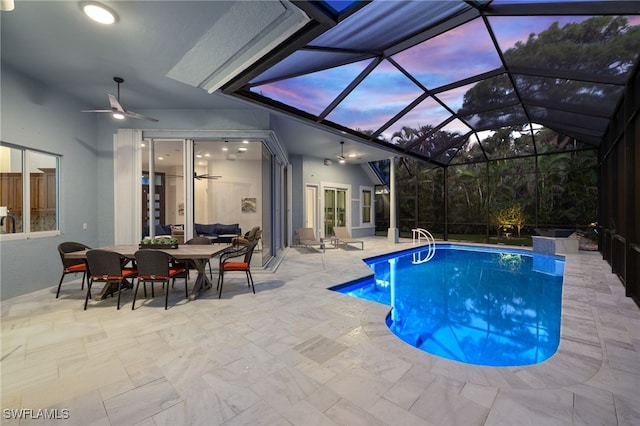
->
[[65, 244, 232, 301]]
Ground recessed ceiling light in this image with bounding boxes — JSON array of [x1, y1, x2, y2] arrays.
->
[[81, 1, 118, 25], [222, 147, 228, 152], [1, 0, 15, 12], [196, 154, 202, 158], [238, 147, 247, 152], [113, 113, 125, 120], [242, 140, 249, 144]]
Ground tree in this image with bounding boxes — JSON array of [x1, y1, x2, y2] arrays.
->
[[492, 204, 526, 237], [460, 16, 640, 127]]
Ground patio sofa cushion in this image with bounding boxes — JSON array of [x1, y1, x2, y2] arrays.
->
[[195, 223, 241, 238], [194, 223, 216, 236], [155, 224, 172, 235], [151, 223, 241, 242]]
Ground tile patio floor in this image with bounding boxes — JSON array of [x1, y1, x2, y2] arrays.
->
[[1, 237, 639, 425]]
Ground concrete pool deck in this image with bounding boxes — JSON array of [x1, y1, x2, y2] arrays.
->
[[1, 237, 639, 425]]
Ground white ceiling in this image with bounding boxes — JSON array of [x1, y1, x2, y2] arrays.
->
[[0, 0, 396, 164]]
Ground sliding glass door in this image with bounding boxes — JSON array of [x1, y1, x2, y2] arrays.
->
[[324, 188, 346, 237], [141, 139, 185, 239]]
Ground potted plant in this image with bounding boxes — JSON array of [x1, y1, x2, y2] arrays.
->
[[139, 236, 179, 249]]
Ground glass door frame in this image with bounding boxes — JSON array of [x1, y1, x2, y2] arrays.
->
[[320, 181, 351, 239]]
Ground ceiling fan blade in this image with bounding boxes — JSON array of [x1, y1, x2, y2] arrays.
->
[[107, 94, 125, 112], [82, 79, 159, 122], [122, 110, 159, 122], [108, 93, 158, 121], [194, 173, 221, 180]]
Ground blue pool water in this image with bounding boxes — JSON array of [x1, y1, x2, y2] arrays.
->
[[331, 244, 564, 367]]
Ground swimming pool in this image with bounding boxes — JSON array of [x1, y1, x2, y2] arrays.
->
[[331, 244, 564, 367]]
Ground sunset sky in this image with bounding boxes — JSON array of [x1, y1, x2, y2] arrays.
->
[[250, 3, 640, 146]]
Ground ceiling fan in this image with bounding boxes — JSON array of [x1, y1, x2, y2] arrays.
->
[[194, 173, 221, 180], [82, 77, 159, 122], [166, 172, 221, 180], [336, 141, 346, 163]]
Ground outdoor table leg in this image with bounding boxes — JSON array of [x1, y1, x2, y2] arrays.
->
[[89, 258, 134, 301], [188, 258, 213, 300], [94, 280, 133, 300]]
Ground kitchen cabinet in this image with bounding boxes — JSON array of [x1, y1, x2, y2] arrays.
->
[[0, 172, 22, 213], [30, 168, 56, 212]]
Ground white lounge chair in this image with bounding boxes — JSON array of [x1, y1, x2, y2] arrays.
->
[[333, 227, 364, 250], [298, 227, 325, 253]]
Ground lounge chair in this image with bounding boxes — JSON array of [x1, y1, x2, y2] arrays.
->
[[232, 226, 261, 247], [298, 228, 325, 253], [333, 227, 364, 250]]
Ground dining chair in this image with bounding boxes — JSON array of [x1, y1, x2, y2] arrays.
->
[[56, 241, 91, 298], [217, 240, 259, 299], [133, 250, 188, 310], [84, 249, 138, 310], [185, 236, 214, 279]]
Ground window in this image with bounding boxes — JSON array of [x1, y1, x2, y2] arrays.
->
[[362, 187, 372, 225], [0, 143, 59, 236]]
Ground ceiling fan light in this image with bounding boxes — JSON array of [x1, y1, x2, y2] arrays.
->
[[113, 112, 125, 120], [81, 2, 118, 25]]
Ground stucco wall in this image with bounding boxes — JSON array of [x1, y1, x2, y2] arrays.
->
[[1, 67, 100, 299]]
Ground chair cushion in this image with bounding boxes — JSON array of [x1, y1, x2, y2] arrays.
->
[[139, 274, 169, 280], [64, 264, 87, 273], [122, 268, 138, 278], [92, 268, 137, 280], [222, 261, 249, 271], [168, 266, 186, 276]]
